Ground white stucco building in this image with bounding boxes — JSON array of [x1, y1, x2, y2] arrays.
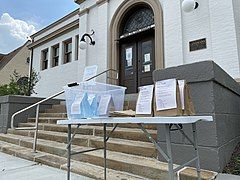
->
[[29, 0, 240, 97]]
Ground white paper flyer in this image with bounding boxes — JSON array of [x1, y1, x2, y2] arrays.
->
[[136, 85, 154, 114], [71, 93, 84, 114], [98, 94, 112, 115], [155, 79, 177, 111]]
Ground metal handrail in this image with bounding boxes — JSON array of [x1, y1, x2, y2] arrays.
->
[[11, 90, 64, 129], [10, 68, 118, 152]]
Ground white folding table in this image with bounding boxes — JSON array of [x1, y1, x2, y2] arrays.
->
[[57, 116, 213, 180]]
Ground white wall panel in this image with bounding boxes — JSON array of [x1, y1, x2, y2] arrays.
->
[[32, 0, 240, 97]]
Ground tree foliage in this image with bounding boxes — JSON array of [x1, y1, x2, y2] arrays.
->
[[0, 69, 40, 96]]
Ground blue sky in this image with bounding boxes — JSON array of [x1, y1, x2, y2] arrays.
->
[[0, 0, 79, 54]]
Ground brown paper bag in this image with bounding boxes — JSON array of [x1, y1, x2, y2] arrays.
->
[[154, 79, 183, 116], [184, 84, 195, 115], [124, 100, 137, 111]]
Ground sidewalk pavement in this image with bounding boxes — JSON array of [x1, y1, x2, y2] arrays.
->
[[1, 151, 240, 180], [216, 173, 240, 180], [0, 152, 92, 180]]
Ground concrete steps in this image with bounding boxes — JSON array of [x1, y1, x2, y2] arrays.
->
[[0, 102, 218, 180], [0, 133, 169, 179], [45, 104, 66, 113], [29, 114, 157, 130], [0, 140, 145, 179], [7, 129, 157, 158], [19, 122, 157, 142], [39, 113, 67, 118], [0, 133, 217, 180]]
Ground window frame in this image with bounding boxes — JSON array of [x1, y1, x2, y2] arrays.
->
[[41, 48, 48, 70], [75, 35, 79, 61], [120, 6, 154, 37], [52, 44, 59, 67], [64, 39, 72, 64]]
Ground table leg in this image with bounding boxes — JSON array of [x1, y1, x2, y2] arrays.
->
[[192, 123, 201, 180], [165, 124, 174, 180], [67, 124, 71, 180], [103, 123, 107, 180]]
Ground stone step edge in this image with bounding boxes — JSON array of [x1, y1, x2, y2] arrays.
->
[[20, 122, 157, 134], [8, 129, 154, 148], [19, 122, 157, 143], [8, 128, 157, 159], [0, 133, 170, 179], [27, 117, 157, 130], [0, 140, 145, 180], [0, 133, 218, 180], [38, 113, 67, 117]]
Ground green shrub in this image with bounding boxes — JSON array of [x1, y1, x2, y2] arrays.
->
[[0, 69, 39, 96]]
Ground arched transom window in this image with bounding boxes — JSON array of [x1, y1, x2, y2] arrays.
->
[[120, 6, 154, 37]]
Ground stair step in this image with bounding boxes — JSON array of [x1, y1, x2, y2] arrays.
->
[[45, 105, 66, 113], [60, 101, 66, 105], [28, 117, 157, 130], [0, 133, 170, 179], [28, 117, 67, 124], [0, 134, 217, 180], [19, 123, 157, 142], [39, 113, 67, 118], [0, 140, 145, 179], [94, 123, 157, 130], [7, 129, 157, 158]]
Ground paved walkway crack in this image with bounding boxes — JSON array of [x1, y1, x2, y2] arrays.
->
[[0, 163, 38, 173]]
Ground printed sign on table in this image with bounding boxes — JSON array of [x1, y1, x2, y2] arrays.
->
[[71, 93, 85, 114], [98, 94, 112, 116], [155, 79, 177, 111], [136, 85, 154, 115]]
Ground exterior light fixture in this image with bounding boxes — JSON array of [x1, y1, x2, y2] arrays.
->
[[79, 30, 95, 50], [182, 0, 199, 13]]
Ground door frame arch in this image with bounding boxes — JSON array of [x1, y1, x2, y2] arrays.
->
[[108, 0, 164, 84]]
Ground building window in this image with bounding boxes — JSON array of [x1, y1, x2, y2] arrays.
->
[[64, 39, 72, 64], [75, 35, 79, 61], [52, 44, 59, 67], [120, 6, 154, 37], [41, 49, 48, 70]]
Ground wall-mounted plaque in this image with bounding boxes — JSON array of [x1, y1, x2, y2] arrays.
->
[[189, 38, 207, 52]]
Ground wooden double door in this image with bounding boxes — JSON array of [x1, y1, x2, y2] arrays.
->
[[120, 32, 155, 94]]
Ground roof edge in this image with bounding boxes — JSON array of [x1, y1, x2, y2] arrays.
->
[[0, 41, 29, 71], [74, 0, 86, 5], [30, 8, 79, 38]]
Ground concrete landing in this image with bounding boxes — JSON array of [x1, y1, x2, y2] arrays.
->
[[0, 152, 92, 180]]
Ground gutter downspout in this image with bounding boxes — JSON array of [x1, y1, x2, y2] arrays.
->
[[28, 38, 34, 96]]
